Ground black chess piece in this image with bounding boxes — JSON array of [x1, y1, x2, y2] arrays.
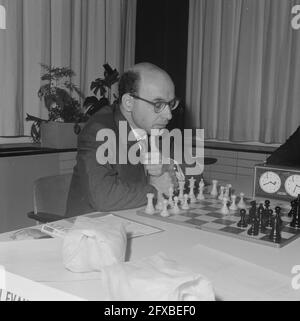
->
[[290, 197, 300, 229], [237, 209, 248, 228], [247, 215, 259, 236], [257, 203, 266, 233], [265, 208, 273, 228], [248, 201, 257, 224], [288, 199, 297, 217], [274, 206, 282, 226], [269, 214, 281, 243]]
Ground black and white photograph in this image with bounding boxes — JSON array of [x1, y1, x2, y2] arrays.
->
[[0, 0, 300, 305]]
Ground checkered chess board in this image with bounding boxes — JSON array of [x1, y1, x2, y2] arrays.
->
[[136, 195, 300, 248]]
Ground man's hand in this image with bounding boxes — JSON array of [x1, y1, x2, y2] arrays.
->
[[149, 172, 173, 197], [142, 152, 164, 177]]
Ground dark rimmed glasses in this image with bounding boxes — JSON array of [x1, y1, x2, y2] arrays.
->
[[130, 94, 180, 114]]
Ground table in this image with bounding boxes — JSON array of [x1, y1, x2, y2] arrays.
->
[[0, 179, 299, 301]]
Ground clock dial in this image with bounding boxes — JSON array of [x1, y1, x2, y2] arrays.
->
[[259, 171, 281, 194], [284, 175, 300, 198]]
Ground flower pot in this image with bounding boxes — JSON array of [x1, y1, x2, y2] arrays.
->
[[40, 121, 83, 149]]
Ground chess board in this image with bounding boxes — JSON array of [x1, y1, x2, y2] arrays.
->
[[137, 195, 300, 248]]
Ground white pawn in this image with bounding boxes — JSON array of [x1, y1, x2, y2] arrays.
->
[[221, 197, 230, 215], [145, 193, 155, 214], [197, 181, 205, 200], [210, 180, 218, 198], [237, 192, 247, 209], [168, 185, 174, 206], [171, 196, 180, 214], [218, 186, 225, 201], [229, 194, 238, 211], [156, 192, 164, 211], [160, 199, 170, 217], [182, 194, 190, 210], [178, 180, 185, 202]]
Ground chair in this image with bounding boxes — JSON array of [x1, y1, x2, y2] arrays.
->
[[27, 173, 72, 224]]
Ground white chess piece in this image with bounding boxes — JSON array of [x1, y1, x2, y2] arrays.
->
[[178, 180, 185, 202], [156, 192, 164, 211], [171, 196, 180, 214], [210, 180, 218, 198], [197, 181, 205, 200], [218, 186, 225, 201], [182, 194, 190, 210], [221, 197, 230, 215], [229, 194, 238, 211], [160, 199, 170, 217], [237, 192, 247, 209], [168, 185, 174, 206], [188, 177, 196, 203], [145, 193, 155, 214], [224, 184, 232, 201]]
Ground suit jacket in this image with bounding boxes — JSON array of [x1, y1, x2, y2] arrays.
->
[[65, 105, 157, 217], [266, 126, 300, 167]]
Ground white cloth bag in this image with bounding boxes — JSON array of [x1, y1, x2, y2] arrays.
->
[[101, 252, 215, 301], [62, 217, 127, 273]]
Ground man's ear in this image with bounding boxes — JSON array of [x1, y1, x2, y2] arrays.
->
[[121, 93, 134, 112]]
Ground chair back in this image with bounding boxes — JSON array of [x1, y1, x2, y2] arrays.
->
[[33, 173, 72, 217]]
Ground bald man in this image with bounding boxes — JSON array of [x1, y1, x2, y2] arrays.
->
[[66, 63, 180, 216]]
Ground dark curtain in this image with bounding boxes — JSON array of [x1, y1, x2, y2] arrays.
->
[[135, 0, 189, 131]]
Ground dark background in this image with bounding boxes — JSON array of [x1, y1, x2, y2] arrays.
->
[[135, 0, 189, 131]]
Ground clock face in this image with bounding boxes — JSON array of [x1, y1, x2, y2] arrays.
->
[[259, 171, 281, 194], [284, 175, 300, 198]]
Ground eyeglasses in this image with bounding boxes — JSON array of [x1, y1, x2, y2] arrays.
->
[[130, 94, 180, 114]]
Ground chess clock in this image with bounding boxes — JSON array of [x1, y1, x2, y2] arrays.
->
[[254, 163, 300, 201]]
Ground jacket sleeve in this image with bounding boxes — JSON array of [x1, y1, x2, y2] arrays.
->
[[266, 126, 300, 167], [77, 122, 157, 212]]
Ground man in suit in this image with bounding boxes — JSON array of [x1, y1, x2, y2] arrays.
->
[[66, 63, 180, 217], [266, 126, 300, 167]]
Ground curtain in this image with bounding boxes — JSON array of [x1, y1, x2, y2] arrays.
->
[[186, 0, 300, 143], [0, 0, 136, 136]]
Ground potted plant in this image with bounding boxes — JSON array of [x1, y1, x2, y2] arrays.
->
[[26, 64, 88, 148], [83, 63, 119, 115], [26, 63, 120, 148]]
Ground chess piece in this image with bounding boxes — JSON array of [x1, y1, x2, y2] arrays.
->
[[248, 200, 257, 224], [168, 185, 174, 206], [145, 193, 155, 214], [247, 215, 259, 236], [197, 180, 205, 200], [182, 194, 190, 210], [224, 184, 232, 201], [288, 199, 297, 217], [237, 193, 246, 209], [220, 197, 230, 215], [171, 196, 180, 214], [218, 186, 225, 201], [229, 194, 238, 210], [188, 177, 196, 203], [269, 214, 281, 243], [210, 180, 218, 198], [290, 197, 300, 229], [155, 192, 164, 211], [160, 199, 170, 217], [274, 206, 282, 226], [257, 203, 266, 233], [237, 209, 248, 228], [265, 208, 273, 228], [178, 180, 185, 202]]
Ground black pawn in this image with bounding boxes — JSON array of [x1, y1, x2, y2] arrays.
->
[[269, 215, 281, 243], [274, 206, 282, 226], [237, 209, 248, 228], [288, 199, 297, 217], [247, 215, 259, 236], [265, 208, 273, 228], [257, 204, 266, 233]]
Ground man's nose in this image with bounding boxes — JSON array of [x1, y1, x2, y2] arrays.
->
[[162, 105, 172, 121]]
